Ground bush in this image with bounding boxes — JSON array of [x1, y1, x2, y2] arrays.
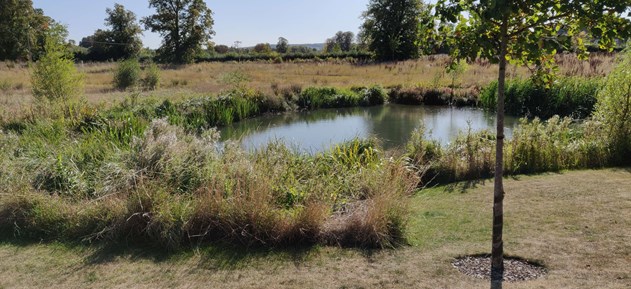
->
[[593, 48, 631, 165], [142, 63, 160, 91], [113, 59, 141, 90], [31, 35, 84, 108]]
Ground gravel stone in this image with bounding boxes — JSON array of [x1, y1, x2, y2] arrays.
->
[[452, 255, 547, 282]]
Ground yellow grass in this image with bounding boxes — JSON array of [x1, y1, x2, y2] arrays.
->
[[0, 53, 617, 120], [1, 168, 629, 289]]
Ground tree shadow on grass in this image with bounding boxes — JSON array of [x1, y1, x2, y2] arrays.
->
[[81, 240, 320, 271], [444, 179, 487, 194]]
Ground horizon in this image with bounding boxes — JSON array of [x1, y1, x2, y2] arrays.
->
[[32, 0, 372, 49]]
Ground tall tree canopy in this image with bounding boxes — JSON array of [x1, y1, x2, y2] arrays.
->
[[276, 37, 289, 53], [81, 4, 143, 61], [360, 0, 434, 61], [436, 0, 631, 286], [0, 0, 56, 61], [142, 0, 215, 64], [325, 31, 355, 53]]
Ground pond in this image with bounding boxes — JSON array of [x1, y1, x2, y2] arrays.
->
[[219, 104, 520, 153]]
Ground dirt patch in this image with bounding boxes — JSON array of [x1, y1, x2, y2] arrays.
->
[[452, 255, 547, 282]]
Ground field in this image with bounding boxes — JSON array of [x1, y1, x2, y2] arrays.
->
[[1, 169, 629, 289], [0, 53, 616, 120]]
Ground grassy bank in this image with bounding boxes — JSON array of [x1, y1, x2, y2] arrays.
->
[[1, 169, 629, 289]]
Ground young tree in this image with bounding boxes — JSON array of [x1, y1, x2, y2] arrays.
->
[[276, 37, 289, 53], [436, 0, 631, 285], [142, 0, 215, 64], [31, 23, 83, 111], [360, 0, 434, 61]]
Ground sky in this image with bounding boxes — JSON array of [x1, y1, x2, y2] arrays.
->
[[32, 0, 370, 48]]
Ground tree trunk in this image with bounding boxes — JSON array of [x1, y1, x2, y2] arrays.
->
[[491, 21, 509, 289]]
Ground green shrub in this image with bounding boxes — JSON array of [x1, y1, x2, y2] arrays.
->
[[113, 59, 141, 90], [31, 34, 84, 108], [593, 48, 631, 165], [142, 63, 160, 91]]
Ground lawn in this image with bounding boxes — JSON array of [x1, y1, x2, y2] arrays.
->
[[1, 168, 628, 289]]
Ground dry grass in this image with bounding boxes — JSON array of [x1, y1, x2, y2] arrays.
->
[[0, 53, 617, 120], [1, 168, 629, 289]]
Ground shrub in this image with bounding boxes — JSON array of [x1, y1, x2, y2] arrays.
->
[[593, 48, 631, 165], [360, 85, 387, 105], [31, 35, 84, 108], [113, 59, 141, 90], [142, 63, 160, 91]]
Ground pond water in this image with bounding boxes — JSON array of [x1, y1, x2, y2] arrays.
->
[[219, 104, 520, 153]]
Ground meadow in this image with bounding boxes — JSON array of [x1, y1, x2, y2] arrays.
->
[[0, 53, 616, 120]]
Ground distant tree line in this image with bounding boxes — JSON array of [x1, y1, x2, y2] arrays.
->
[[0, 0, 626, 64]]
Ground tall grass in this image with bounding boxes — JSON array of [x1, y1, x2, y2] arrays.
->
[[0, 118, 418, 249], [480, 77, 602, 118], [406, 116, 611, 185]]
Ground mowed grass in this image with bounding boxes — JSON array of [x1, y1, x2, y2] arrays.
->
[[1, 169, 629, 289], [0, 53, 617, 120]]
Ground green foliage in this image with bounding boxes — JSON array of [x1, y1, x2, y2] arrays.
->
[[113, 59, 141, 90], [298, 87, 385, 110], [142, 63, 160, 91], [142, 0, 215, 64], [325, 31, 355, 53], [360, 0, 435, 61], [480, 77, 602, 119], [276, 37, 289, 53], [0, 117, 418, 248], [80, 4, 143, 61], [594, 47, 631, 165], [0, 0, 57, 61], [30, 24, 84, 109], [388, 85, 478, 106]]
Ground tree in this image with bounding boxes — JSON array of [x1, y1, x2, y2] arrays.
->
[[276, 37, 289, 53], [142, 0, 215, 64], [214, 44, 229, 54], [436, 0, 631, 286], [335, 31, 354, 52], [324, 31, 355, 53], [104, 3, 143, 59], [31, 23, 83, 111], [253, 43, 272, 54], [0, 0, 55, 61], [79, 29, 110, 60], [360, 0, 434, 61]]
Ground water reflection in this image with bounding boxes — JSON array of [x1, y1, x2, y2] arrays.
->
[[219, 104, 519, 153]]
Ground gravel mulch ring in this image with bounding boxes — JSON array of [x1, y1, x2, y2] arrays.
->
[[452, 255, 547, 282]]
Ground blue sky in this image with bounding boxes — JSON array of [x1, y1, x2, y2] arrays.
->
[[32, 0, 370, 48]]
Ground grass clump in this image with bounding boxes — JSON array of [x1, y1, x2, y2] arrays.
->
[[480, 77, 602, 119], [0, 117, 418, 249]]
